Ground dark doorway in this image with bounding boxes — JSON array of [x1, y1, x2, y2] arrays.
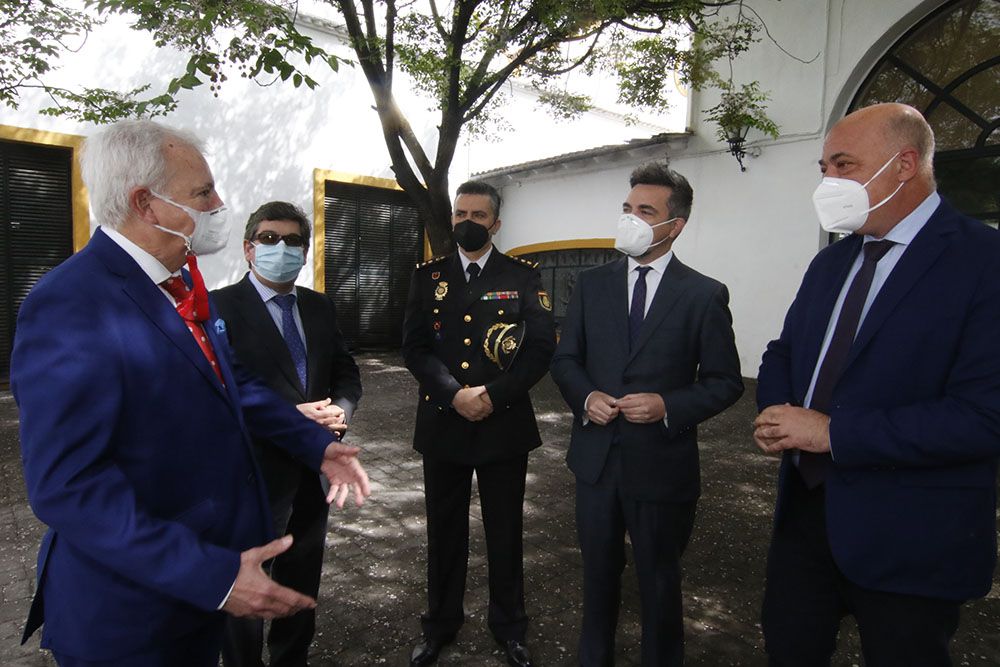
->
[[323, 181, 423, 350], [1, 140, 74, 384]]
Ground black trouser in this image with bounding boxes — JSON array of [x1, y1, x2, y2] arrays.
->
[[575, 445, 697, 667], [223, 467, 329, 667], [762, 470, 961, 667], [420, 453, 529, 642]]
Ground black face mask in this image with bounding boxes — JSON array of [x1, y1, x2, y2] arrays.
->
[[453, 219, 493, 252]]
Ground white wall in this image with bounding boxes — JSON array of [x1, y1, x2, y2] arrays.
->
[[489, 0, 939, 377], [0, 11, 689, 290]]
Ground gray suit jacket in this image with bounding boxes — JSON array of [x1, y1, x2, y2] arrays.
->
[[550, 255, 743, 502]]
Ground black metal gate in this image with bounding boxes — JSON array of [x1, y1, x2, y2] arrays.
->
[[323, 181, 423, 350], [1, 140, 74, 384]]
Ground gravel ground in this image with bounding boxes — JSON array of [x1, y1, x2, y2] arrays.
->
[[0, 352, 998, 665]]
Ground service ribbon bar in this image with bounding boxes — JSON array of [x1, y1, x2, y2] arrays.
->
[[481, 291, 519, 300]]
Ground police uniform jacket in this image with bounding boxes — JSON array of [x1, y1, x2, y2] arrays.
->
[[402, 248, 556, 465]]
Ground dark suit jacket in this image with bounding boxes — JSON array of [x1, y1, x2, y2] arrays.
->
[[551, 255, 744, 502], [10, 229, 333, 660], [211, 275, 362, 488], [757, 198, 1000, 602], [402, 249, 556, 465]]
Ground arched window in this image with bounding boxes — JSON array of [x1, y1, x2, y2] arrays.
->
[[850, 0, 999, 227]]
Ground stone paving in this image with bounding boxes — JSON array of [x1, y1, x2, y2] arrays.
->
[[1, 352, 998, 665]]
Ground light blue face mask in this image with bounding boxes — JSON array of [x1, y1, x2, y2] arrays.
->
[[252, 241, 305, 284]]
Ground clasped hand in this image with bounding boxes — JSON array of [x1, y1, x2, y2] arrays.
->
[[297, 397, 347, 434], [452, 385, 493, 422], [753, 404, 831, 456], [586, 391, 665, 425]]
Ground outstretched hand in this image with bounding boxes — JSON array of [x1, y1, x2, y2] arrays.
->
[[321, 442, 371, 508], [223, 536, 316, 619]]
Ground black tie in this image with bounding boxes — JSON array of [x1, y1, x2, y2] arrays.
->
[[799, 239, 896, 487], [467, 262, 480, 282], [628, 266, 652, 351]]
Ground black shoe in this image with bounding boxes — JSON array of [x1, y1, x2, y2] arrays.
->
[[496, 639, 534, 667], [409, 636, 452, 666]]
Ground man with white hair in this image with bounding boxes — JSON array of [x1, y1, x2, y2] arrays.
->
[[11, 119, 370, 666]]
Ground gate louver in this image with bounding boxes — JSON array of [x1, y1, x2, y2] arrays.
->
[[323, 182, 422, 350], [1, 140, 74, 383]]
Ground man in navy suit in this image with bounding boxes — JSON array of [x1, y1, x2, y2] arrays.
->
[[11, 119, 370, 666], [213, 201, 362, 667], [754, 103, 1000, 666], [551, 163, 743, 666]]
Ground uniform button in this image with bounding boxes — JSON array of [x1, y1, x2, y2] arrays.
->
[[433, 308, 439, 314], [464, 338, 471, 346], [424, 395, 430, 401], [461, 361, 470, 369], [497, 309, 504, 315], [463, 384, 470, 389], [464, 314, 472, 322]]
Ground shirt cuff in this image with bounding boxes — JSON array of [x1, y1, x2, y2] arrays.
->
[[217, 576, 237, 610], [582, 391, 597, 425]]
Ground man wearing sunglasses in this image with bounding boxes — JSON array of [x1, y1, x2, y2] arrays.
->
[[212, 201, 362, 667]]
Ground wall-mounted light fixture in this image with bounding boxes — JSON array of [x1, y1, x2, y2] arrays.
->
[[726, 124, 750, 172]]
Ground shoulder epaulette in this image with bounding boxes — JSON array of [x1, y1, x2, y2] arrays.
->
[[415, 255, 448, 269], [502, 253, 539, 269]]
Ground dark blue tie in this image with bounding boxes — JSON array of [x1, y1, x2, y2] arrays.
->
[[273, 293, 307, 390], [628, 266, 652, 351], [799, 239, 895, 487]]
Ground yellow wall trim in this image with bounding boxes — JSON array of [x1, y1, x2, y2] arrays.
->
[[0, 124, 90, 252], [506, 238, 615, 256], [312, 168, 405, 292]]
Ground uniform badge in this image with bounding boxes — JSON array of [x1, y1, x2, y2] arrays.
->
[[538, 291, 552, 311], [434, 281, 449, 301], [431, 271, 440, 280]]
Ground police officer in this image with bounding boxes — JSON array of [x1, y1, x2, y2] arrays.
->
[[402, 180, 556, 667]]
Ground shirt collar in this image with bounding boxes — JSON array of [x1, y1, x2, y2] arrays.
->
[[866, 191, 941, 248], [101, 225, 174, 284], [627, 249, 674, 276], [248, 270, 296, 303], [459, 244, 493, 273]]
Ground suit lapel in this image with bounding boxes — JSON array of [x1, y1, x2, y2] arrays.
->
[[845, 206, 952, 369], [94, 236, 230, 401], [800, 237, 863, 387], [627, 256, 687, 364], [232, 277, 306, 397], [602, 258, 630, 359]]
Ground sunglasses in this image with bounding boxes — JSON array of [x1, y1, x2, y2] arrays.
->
[[253, 231, 307, 247]]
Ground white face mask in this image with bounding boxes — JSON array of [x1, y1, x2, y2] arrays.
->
[[811, 152, 904, 234], [149, 190, 230, 255], [614, 213, 677, 257]]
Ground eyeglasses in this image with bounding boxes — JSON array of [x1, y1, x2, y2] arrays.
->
[[253, 231, 307, 247]]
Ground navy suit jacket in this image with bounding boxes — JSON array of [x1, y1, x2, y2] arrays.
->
[[757, 198, 1000, 601], [551, 255, 744, 502], [11, 229, 334, 660]]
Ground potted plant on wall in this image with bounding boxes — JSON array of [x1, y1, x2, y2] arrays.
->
[[704, 80, 780, 171]]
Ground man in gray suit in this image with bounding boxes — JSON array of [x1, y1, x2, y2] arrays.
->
[[550, 163, 743, 666]]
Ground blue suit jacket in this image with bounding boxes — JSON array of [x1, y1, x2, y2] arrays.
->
[[11, 229, 334, 660], [551, 255, 744, 502], [757, 199, 1000, 601]]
